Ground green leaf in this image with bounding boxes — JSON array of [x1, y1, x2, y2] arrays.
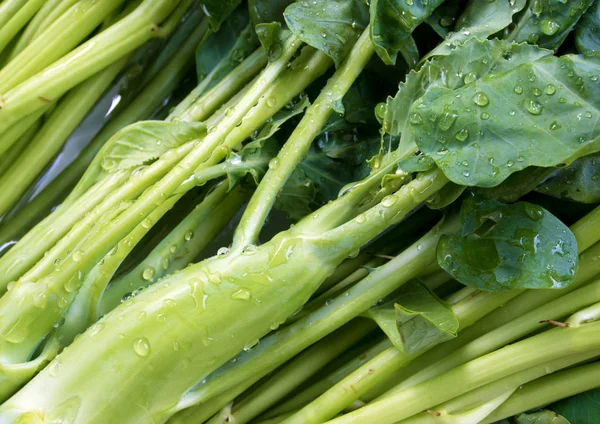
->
[[383, 38, 551, 155], [552, 388, 600, 424], [426, 0, 526, 59], [76, 121, 206, 196], [284, 0, 369, 66], [394, 281, 459, 355], [437, 194, 579, 292], [363, 281, 458, 355], [370, 0, 447, 65], [536, 153, 600, 204], [220, 143, 279, 189], [425, 182, 466, 209], [255, 22, 291, 56], [412, 52, 600, 187], [510, 0, 595, 51], [425, 0, 464, 38], [196, 7, 255, 83], [576, 0, 600, 53], [249, 0, 294, 27], [200, 0, 242, 31], [477, 166, 555, 203], [516, 411, 571, 424], [276, 169, 317, 221]]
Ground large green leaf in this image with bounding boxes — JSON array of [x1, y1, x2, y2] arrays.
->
[[196, 7, 254, 83], [516, 411, 571, 424], [437, 195, 579, 291], [200, 0, 242, 31], [411, 53, 600, 187], [284, 0, 369, 67], [552, 388, 600, 424], [369, 0, 445, 65], [383, 38, 551, 155], [536, 153, 600, 204], [477, 166, 554, 203], [248, 0, 294, 27], [363, 281, 458, 355], [509, 0, 595, 51], [426, 0, 526, 58], [425, 0, 464, 38], [575, 0, 600, 53]]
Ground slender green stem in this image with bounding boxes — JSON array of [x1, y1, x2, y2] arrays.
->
[[0, 57, 128, 217], [399, 352, 600, 424], [0, 0, 183, 134], [174, 49, 268, 123], [571, 205, 600, 252], [233, 28, 375, 248], [0, 0, 46, 55], [482, 361, 600, 423], [208, 321, 375, 424], [0, 0, 127, 92], [7, 0, 78, 59], [0, 116, 41, 178], [329, 322, 600, 424], [98, 184, 245, 316], [0, 106, 50, 156]]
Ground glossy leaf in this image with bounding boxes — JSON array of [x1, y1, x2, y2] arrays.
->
[[369, 0, 443, 65], [438, 195, 579, 292], [425, 0, 464, 38], [536, 153, 600, 204], [412, 52, 600, 187], [363, 281, 458, 355], [383, 38, 551, 155], [516, 411, 571, 424], [477, 166, 555, 203], [196, 7, 255, 83], [576, 0, 600, 53], [552, 388, 600, 424], [249, 0, 294, 27], [426, 0, 526, 58], [509, 0, 595, 51], [255, 22, 292, 55], [201, 0, 242, 31], [284, 0, 369, 66]]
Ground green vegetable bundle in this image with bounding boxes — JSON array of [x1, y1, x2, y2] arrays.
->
[[0, 0, 598, 423]]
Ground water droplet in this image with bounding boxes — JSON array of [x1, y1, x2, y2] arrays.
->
[[455, 128, 469, 142], [184, 231, 194, 241], [102, 158, 117, 171], [438, 111, 458, 131], [142, 267, 155, 281], [232, 289, 251, 300], [225, 107, 235, 117], [541, 19, 560, 36], [507, 160, 514, 167], [268, 43, 282, 61], [381, 195, 398, 207], [161, 257, 170, 270], [585, 111, 593, 119], [72, 250, 83, 262], [463, 73, 477, 85], [242, 245, 258, 255], [532, 88, 542, 97], [545, 84, 556, 95], [409, 112, 423, 125], [355, 214, 367, 224], [375, 102, 387, 120], [406, 0, 413, 4], [514, 86, 523, 94], [473, 92, 489, 107], [526, 99, 543, 115], [268, 158, 280, 169], [217, 247, 230, 257], [133, 337, 151, 357], [480, 112, 490, 120], [163, 299, 176, 308], [266, 97, 276, 108], [532, 0, 543, 15]]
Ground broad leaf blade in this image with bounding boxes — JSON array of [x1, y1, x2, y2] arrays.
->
[[516, 411, 571, 424], [552, 388, 600, 424], [284, 0, 369, 67], [509, 0, 595, 51], [425, 0, 464, 38], [575, 0, 600, 53], [249, 0, 294, 27], [200, 0, 242, 31], [536, 153, 600, 204], [412, 53, 600, 187], [437, 195, 579, 292]]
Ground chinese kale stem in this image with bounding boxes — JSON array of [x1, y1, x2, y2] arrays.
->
[[0, 0, 46, 55]]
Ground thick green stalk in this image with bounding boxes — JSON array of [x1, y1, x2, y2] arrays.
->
[[0, 0, 28, 27], [0, 0, 184, 135], [0, 0, 127, 92], [0, 0, 46, 55], [0, 14, 210, 242], [329, 322, 600, 424], [0, 57, 128, 217], [233, 28, 375, 248], [98, 184, 246, 315], [482, 361, 600, 423], [399, 352, 600, 424], [7, 0, 78, 59], [174, 215, 459, 413], [0, 107, 50, 157], [207, 320, 375, 424]]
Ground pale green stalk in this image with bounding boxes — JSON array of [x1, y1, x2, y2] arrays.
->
[[0, 117, 41, 178], [0, 57, 129, 217], [0, 0, 28, 27], [0, 107, 50, 157], [329, 321, 600, 424], [0, 0, 185, 135], [0, 0, 46, 55]]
